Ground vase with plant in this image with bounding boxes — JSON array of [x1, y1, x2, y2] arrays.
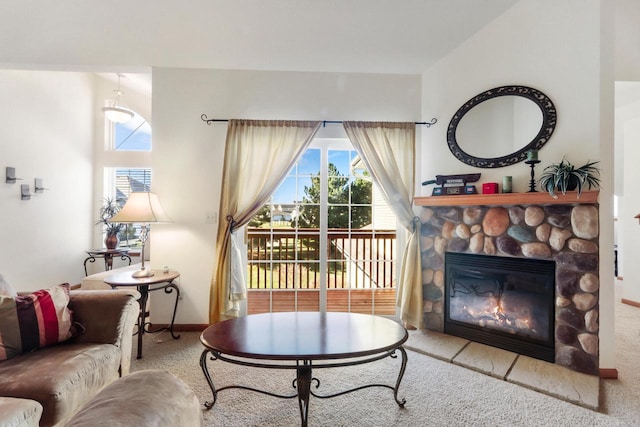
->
[[538, 158, 601, 198], [97, 197, 124, 249]]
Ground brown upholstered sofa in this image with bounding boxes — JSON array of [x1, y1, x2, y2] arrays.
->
[[66, 369, 203, 427], [0, 290, 139, 427]]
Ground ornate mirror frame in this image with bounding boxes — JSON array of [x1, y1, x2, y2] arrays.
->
[[446, 85, 557, 168]]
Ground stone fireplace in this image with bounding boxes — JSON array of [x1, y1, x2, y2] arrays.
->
[[416, 192, 600, 376]]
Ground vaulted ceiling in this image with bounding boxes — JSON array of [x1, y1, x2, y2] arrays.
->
[[0, 0, 517, 76]]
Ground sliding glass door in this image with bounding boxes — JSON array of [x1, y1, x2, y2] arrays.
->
[[246, 139, 396, 315]]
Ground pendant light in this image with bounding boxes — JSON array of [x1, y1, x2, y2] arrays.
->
[[102, 74, 134, 123]]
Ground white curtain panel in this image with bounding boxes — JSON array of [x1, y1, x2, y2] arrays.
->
[[343, 121, 423, 329], [210, 120, 321, 323]]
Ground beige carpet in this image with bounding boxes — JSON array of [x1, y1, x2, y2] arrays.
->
[[131, 285, 639, 426], [600, 286, 640, 424]]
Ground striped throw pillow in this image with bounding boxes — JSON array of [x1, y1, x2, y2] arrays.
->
[[0, 283, 74, 361]]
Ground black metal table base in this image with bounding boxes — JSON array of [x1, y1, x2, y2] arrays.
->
[[84, 253, 132, 276], [143, 283, 181, 339], [199, 347, 407, 427], [125, 281, 181, 359]]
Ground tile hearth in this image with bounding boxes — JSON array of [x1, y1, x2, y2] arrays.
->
[[404, 329, 599, 410]]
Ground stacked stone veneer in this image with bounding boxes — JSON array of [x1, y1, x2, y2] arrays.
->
[[420, 203, 599, 375]]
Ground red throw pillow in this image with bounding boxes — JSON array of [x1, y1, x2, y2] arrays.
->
[[0, 283, 74, 361]]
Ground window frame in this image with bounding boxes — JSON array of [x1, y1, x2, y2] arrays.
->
[[98, 106, 152, 250], [245, 138, 398, 315]]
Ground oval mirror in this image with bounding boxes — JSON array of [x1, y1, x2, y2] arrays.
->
[[446, 86, 557, 168]]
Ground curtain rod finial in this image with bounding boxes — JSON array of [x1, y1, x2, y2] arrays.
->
[[421, 118, 437, 127]]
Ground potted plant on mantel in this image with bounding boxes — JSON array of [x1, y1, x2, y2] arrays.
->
[[538, 158, 601, 198], [96, 197, 124, 249]]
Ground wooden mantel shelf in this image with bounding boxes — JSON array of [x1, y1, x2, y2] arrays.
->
[[414, 190, 599, 207]]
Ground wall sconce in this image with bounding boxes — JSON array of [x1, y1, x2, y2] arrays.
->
[[21, 184, 31, 200], [34, 178, 48, 193], [6, 167, 23, 184]]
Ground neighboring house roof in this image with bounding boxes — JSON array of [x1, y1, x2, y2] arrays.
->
[[115, 174, 151, 203]]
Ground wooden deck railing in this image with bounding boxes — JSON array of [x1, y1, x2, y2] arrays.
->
[[247, 228, 396, 290]]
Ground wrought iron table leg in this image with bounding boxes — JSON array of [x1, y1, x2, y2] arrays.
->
[[144, 282, 180, 340], [394, 346, 408, 407], [296, 361, 312, 427], [200, 349, 218, 409], [143, 283, 181, 339], [83, 256, 96, 276], [136, 285, 149, 359], [165, 283, 180, 339]]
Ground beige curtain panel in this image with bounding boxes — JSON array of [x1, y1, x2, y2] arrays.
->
[[343, 121, 423, 329], [210, 119, 321, 324]]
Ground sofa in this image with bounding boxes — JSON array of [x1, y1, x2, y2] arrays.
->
[[0, 288, 140, 427], [65, 369, 202, 427]]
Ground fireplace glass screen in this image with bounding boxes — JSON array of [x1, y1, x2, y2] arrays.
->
[[444, 252, 555, 362]]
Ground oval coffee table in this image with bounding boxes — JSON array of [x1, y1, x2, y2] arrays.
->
[[199, 311, 408, 427]]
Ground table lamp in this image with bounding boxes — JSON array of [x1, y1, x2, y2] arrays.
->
[[109, 192, 172, 278]]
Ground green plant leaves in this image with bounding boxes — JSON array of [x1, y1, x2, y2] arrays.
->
[[538, 159, 600, 198]]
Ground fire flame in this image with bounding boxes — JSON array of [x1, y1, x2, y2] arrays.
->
[[454, 294, 538, 337]]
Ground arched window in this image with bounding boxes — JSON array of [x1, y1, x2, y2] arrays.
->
[[100, 108, 152, 249], [113, 111, 151, 151]]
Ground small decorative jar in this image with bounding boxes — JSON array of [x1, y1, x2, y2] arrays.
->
[[502, 176, 513, 193]]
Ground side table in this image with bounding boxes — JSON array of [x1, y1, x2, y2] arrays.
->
[[104, 270, 181, 359], [84, 248, 132, 276]]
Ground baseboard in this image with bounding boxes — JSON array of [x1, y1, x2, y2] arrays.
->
[[150, 324, 208, 332], [599, 368, 619, 379], [621, 298, 640, 308]]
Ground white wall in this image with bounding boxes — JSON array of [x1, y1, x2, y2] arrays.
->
[[421, 1, 604, 190], [615, 0, 640, 82], [420, 0, 616, 369], [614, 0, 640, 303], [150, 68, 421, 325], [618, 86, 640, 301], [0, 70, 95, 290]]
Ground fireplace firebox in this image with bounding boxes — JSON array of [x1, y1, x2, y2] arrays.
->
[[444, 252, 555, 362]]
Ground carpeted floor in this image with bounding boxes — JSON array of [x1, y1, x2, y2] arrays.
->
[[599, 289, 640, 425], [131, 284, 639, 427]]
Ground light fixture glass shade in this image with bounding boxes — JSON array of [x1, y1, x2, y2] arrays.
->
[[103, 74, 134, 124], [102, 105, 134, 123], [110, 192, 172, 224]]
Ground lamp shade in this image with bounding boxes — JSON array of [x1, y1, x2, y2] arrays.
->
[[109, 192, 172, 224]]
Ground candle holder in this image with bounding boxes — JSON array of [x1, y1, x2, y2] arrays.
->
[[525, 160, 541, 192]]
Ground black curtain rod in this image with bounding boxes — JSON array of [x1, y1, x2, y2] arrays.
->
[[200, 114, 437, 128]]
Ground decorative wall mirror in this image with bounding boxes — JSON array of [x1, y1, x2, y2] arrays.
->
[[446, 85, 557, 168]]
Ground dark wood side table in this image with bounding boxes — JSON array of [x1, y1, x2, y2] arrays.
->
[[84, 248, 131, 276], [104, 270, 181, 359], [200, 312, 408, 427]]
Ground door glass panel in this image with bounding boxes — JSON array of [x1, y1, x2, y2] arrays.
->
[[247, 143, 395, 315]]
